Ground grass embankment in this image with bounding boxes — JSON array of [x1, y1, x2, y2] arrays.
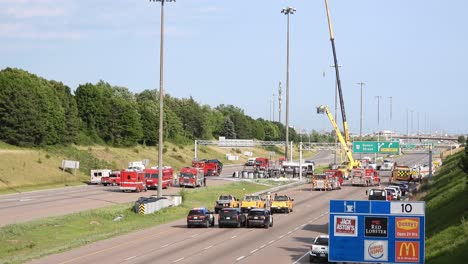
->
[[0, 181, 270, 264], [420, 150, 468, 263], [0, 140, 316, 194]]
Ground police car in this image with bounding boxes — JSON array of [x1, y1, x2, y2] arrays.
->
[[187, 207, 214, 228]]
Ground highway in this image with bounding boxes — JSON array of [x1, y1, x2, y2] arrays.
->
[[30, 183, 367, 264], [0, 151, 431, 227]]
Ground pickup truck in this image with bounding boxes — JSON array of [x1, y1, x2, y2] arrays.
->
[[270, 195, 294, 214], [214, 194, 240, 214], [240, 195, 266, 213]]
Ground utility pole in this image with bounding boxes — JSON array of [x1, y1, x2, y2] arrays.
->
[[150, 0, 175, 198], [406, 108, 409, 138], [281, 6, 296, 161], [272, 93, 276, 122], [375, 95, 382, 161], [417, 112, 420, 136], [357, 82, 365, 141], [278, 81, 282, 124], [388, 96, 393, 139], [411, 110, 414, 136]]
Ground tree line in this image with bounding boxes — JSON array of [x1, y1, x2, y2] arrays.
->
[[0, 68, 334, 147]]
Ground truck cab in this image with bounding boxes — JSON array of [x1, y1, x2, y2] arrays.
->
[[214, 194, 240, 214], [240, 195, 266, 213], [179, 167, 204, 188], [271, 195, 294, 214]]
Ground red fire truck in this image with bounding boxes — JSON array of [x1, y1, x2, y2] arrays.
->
[[350, 168, 380, 187], [324, 169, 344, 186], [144, 167, 174, 190], [179, 167, 204, 188], [254, 157, 269, 171], [101, 171, 121, 186], [119, 169, 147, 192], [192, 159, 222, 176]]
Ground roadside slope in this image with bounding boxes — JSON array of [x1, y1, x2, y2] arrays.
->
[[422, 150, 468, 263]]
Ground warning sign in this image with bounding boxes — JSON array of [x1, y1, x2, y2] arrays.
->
[[395, 217, 420, 239], [334, 215, 358, 237], [395, 241, 420, 262]]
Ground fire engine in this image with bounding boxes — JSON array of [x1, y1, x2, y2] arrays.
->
[[119, 169, 147, 192], [254, 157, 269, 171], [179, 167, 204, 188], [101, 171, 121, 186], [144, 166, 174, 190], [312, 172, 342, 191], [192, 159, 223, 176], [350, 168, 380, 187], [324, 170, 344, 185]]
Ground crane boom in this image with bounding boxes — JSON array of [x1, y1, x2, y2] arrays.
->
[[324, 0, 350, 144], [317, 105, 359, 172]]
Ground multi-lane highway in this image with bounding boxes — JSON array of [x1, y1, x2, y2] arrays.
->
[[30, 183, 368, 264], [0, 151, 431, 227]]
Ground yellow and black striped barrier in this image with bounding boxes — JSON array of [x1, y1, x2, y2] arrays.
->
[[139, 204, 145, 215]]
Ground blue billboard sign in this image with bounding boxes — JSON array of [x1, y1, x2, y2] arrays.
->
[[329, 200, 425, 263]]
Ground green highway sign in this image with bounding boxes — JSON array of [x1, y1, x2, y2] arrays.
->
[[353, 141, 400, 154]]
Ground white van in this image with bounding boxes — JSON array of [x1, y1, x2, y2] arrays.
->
[[90, 169, 112, 184]]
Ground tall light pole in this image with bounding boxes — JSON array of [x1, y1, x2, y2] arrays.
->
[[406, 108, 409, 138], [357, 82, 365, 141], [282, 6, 295, 161], [150, 0, 175, 198], [388, 96, 392, 139], [375, 96, 382, 145], [278, 81, 282, 124], [272, 93, 276, 122]]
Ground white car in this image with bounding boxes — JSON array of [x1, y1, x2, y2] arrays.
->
[[309, 234, 329, 263], [388, 185, 403, 198], [380, 159, 395, 171], [385, 187, 401, 200]]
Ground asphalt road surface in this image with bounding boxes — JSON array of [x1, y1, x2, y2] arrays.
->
[[0, 151, 430, 227], [0, 165, 243, 227], [30, 183, 369, 264]]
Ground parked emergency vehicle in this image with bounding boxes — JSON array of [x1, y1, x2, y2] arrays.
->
[[192, 159, 222, 176], [119, 169, 147, 192], [391, 165, 412, 182], [90, 169, 112, 184], [179, 167, 204, 188], [254, 157, 269, 171], [312, 173, 342, 191], [350, 168, 380, 187], [101, 171, 121, 186], [324, 170, 344, 185], [144, 167, 174, 190]]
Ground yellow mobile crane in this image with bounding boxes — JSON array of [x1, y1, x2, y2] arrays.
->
[[324, 0, 351, 144], [317, 105, 360, 174]]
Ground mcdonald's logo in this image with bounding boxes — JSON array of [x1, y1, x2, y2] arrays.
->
[[395, 241, 419, 262]]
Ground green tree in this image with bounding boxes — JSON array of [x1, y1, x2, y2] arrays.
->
[[458, 135, 466, 144], [221, 117, 236, 139], [0, 68, 65, 146], [49, 81, 80, 144]]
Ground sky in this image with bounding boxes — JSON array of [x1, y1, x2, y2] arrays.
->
[[1, 0, 467, 136]]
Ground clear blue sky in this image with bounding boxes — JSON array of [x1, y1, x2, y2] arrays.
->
[[1, 0, 467, 136]]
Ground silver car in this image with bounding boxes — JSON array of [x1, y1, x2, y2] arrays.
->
[[309, 234, 329, 263]]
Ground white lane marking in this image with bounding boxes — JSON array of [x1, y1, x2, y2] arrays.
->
[[259, 244, 266, 248], [161, 244, 169, 248], [191, 234, 199, 237], [278, 235, 285, 239], [287, 231, 292, 234], [250, 249, 258, 254], [124, 256, 137, 261], [294, 227, 300, 231], [173, 257, 185, 263], [19, 199, 33, 202], [204, 245, 213, 250], [301, 224, 306, 227], [268, 240, 275, 244], [231, 235, 237, 239], [292, 251, 310, 264], [236, 256, 245, 261]]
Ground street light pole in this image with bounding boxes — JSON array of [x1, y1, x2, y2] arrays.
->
[[278, 81, 282, 124], [282, 6, 296, 161], [357, 82, 365, 141], [375, 95, 382, 161], [151, 0, 174, 198]]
